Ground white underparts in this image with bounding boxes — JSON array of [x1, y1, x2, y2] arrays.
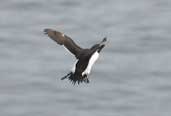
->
[[82, 51, 99, 76], [71, 60, 78, 73]]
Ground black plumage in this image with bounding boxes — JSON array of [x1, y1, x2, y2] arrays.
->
[[44, 28, 107, 84]]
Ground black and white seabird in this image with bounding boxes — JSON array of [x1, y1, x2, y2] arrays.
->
[[44, 28, 107, 84]]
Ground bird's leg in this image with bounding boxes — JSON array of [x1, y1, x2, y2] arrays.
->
[[61, 72, 72, 80]]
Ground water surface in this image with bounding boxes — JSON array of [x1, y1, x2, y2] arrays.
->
[[1, 0, 171, 116]]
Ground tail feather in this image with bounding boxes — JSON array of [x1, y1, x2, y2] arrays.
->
[[61, 72, 72, 80], [61, 72, 89, 84]]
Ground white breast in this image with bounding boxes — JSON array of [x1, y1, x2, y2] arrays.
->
[[82, 51, 99, 76], [71, 60, 78, 73]]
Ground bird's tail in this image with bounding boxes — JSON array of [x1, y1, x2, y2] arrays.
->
[[61, 72, 72, 80], [61, 72, 89, 85]]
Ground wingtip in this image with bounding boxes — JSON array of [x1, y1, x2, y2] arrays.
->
[[103, 37, 107, 42], [43, 28, 49, 34], [100, 37, 107, 45]]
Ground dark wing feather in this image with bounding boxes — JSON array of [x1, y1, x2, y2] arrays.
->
[[90, 37, 107, 52], [44, 28, 82, 59]]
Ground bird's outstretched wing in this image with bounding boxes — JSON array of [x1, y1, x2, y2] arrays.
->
[[44, 28, 82, 59], [90, 37, 107, 52]]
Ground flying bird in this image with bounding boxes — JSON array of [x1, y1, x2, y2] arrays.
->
[[44, 28, 107, 84]]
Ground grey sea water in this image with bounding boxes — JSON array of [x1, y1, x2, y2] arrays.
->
[[1, 0, 171, 116]]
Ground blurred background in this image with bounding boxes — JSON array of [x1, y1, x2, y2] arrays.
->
[[1, 0, 171, 116]]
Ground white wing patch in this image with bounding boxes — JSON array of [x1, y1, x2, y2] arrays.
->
[[82, 51, 99, 76]]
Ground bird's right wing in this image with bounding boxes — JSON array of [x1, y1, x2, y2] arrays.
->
[[44, 28, 83, 59], [90, 37, 107, 52]]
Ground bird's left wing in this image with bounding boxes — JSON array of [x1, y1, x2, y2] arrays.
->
[[44, 28, 83, 59]]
